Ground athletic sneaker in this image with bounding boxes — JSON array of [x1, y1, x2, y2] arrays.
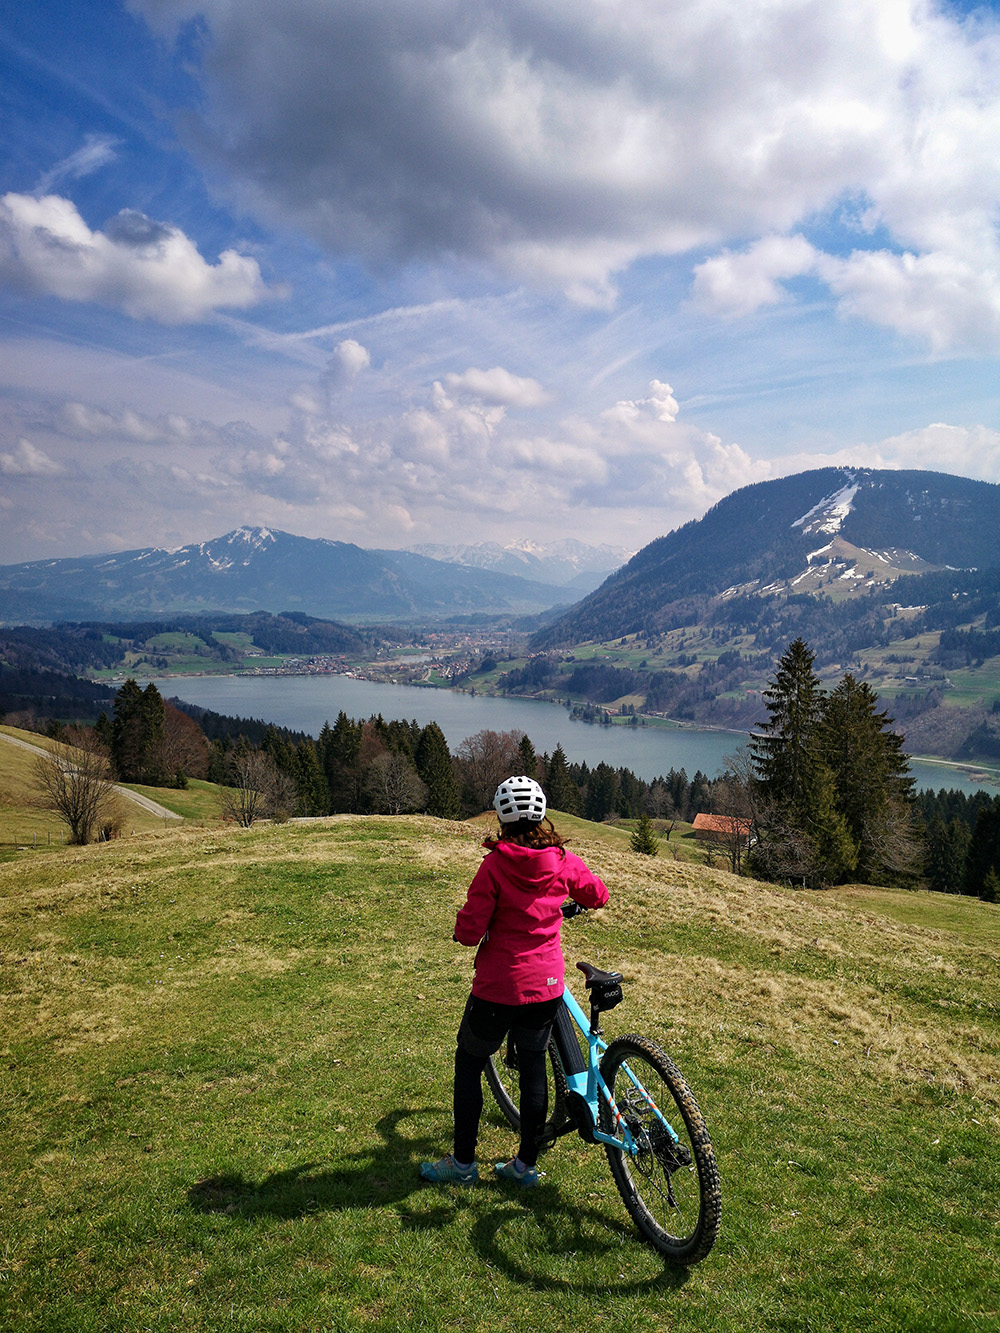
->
[[418, 1155, 479, 1185], [495, 1158, 539, 1188]]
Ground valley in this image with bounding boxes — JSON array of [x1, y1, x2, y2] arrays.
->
[[4, 466, 1000, 775]]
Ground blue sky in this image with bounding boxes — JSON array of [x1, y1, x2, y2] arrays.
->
[[3, 0, 1000, 563]]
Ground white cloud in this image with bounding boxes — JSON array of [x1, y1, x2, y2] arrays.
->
[[819, 249, 1000, 354], [0, 438, 64, 476], [217, 373, 769, 544], [442, 366, 548, 407], [328, 338, 371, 383], [601, 380, 680, 427], [845, 422, 1000, 480], [0, 193, 271, 323], [128, 0, 1000, 334], [60, 402, 194, 444], [692, 237, 819, 319], [34, 134, 121, 194]]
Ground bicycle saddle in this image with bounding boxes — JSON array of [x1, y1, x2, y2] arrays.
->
[[576, 961, 624, 988]]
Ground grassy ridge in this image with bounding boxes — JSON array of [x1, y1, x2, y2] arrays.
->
[[0, 726, 222, 853], [1, 818, 998, 1331]]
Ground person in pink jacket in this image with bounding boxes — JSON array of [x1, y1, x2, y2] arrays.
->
[[420, 775, 609, 1188]]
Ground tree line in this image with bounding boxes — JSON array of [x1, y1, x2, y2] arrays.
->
[[735, 637, 1000, 900], [27, 667, 1000, 901]]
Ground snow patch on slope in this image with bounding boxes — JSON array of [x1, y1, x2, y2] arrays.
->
[[792, 480, 859, 536]]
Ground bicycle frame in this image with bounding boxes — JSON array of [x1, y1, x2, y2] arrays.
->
[[557, 983, 682, 1158]]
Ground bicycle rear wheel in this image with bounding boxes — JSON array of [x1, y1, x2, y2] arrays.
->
[[599, 1034, 721, 1265], [485, 1036, 568, 1152]]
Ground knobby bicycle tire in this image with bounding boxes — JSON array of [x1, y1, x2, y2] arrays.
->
[[485, 1036, 569, 1152], [599, 1034, 721, 1265]]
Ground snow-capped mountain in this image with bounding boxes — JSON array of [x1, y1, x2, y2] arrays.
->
[[534, 467, 1000, 646], [0, 528, 581, 625]]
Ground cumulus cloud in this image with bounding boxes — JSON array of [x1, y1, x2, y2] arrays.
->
[[692, 237, 819, 319], [842, 422, 1000, 480], [692, 236, 1000, 354], [129, 0, 1000, 336], [327, 338, 371, 384], [0, 193, 271, 323], [216, 373, 768, 544], [820, 250, 1000, 354], [60, 402, 193, 444], [441, 366, 548, 407], [0, 438, 64, 476]]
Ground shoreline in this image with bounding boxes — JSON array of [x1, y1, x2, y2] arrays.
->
[[136, 666, 1000, 789]]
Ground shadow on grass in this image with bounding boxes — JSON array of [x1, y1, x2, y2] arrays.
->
[[187, 1106, 441, 1218], [186, 1106, 687, 1295]]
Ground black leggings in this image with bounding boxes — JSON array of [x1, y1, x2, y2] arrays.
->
[[453, 994, 560, 1168]]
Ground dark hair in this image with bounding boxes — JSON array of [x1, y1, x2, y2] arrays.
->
[[484, 815, 566, 851]]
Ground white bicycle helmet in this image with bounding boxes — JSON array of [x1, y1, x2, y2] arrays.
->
[[494, 775, 547, 823]]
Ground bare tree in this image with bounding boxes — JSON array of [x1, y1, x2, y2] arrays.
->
[[455, 728, 525, 811], [161, 703, 210, 781], [365, 751, 428, 814], [221, 750, 296, 827], [710, 776, 755, 874], [645, 780, 678, 839], [33, 731, 119, 845]]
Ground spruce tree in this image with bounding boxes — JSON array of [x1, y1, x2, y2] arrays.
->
[[544, 744, 580, 815], [751, 638, 826, 812], [585, 762, 620, 822], [820, 673, 915, 884], [321, 711, 363, 812], [630, 812, 659, 856], [415, 722, 461, 819], [111, 678, 167, 784], [965, 799, 1000, 897], [750, 639, 857, 886], [294, 740, 329, 816], [141, 683, 167, 784], [517, 732, 538, 779]]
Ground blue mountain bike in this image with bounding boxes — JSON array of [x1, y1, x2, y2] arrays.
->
[[486, 957, 722, 1265]]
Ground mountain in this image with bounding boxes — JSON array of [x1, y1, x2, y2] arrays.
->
[[405, 538, 633, 592], [533, 468, 1000, 647], [0, 527, 581, 626]]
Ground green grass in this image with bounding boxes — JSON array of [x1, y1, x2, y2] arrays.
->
[[118, 779, 225, 822], [0, 727, 225, 851], [1, 817, 997, 1330]]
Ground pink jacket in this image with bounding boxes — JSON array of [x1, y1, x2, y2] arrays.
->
[[454, 841, 609, 1005]]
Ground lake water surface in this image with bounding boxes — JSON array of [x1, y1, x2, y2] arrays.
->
[[151, 673, 1000, 796]]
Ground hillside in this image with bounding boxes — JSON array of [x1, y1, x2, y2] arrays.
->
[[0, 724, 223, 852], [534, 467, 1000, 647], [0, 527, 581, 626], [467, 468, 1000, 752], [1, 816, 997, 1329]]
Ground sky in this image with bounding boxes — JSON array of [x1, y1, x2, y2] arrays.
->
[[3, 0, 1000, 565]]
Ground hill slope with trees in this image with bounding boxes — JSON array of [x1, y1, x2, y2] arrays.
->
[[533, 467, 1000, 647]]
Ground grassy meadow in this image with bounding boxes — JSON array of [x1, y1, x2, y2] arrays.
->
[[1, 812, 998, 1332], [0, 727, 223, 856]]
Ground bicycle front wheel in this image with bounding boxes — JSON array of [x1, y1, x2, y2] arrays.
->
[[485, 1036, 568, 1152], [600, 1034, 721, 1265]]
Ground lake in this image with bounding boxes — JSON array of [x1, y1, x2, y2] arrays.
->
[[151, 673, 1000, 796]]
